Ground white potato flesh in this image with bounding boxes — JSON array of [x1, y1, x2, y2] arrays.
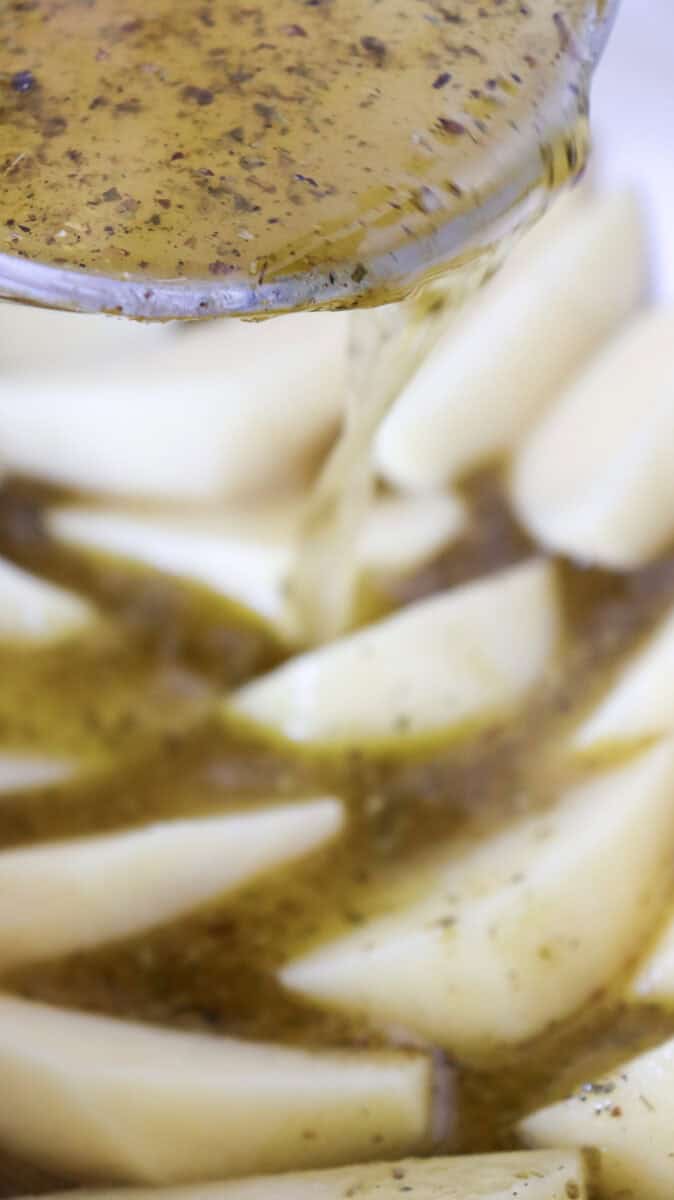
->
[[0, 556, 93, 642], [520, 1036, 674, 1200], [574, 606, 674, 752], [504, 180, 593, 268], [227, 560, 559, 749], [0, 798, 343, 968], [510, 307, 674, 569], [374, 190, 646, 491], [628, 911, 674, 1003], [0, 994, 431, 1184], [48, 493, 467, 643], [0, 311, 348, 503], [0, 302, 170, 373], [49, 504, 300, 642], [31, 1150, 590, 1200], [282, 744, 674, 1051], [0, 753, 74, 794], [358, 493, 468, 576]]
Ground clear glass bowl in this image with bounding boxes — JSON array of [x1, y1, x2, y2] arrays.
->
[[0, 0, 619, 320]]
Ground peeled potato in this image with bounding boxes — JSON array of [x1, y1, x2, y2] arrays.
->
[[0, 556, 93, 643], [504, 181, 593, 268], [570, 600, 674, 748], [282, 744, 674, 1052], [0, 753, 74, 794], [48, 492, 467, 644], [0, 994, 431, 1184], [374, 190, 646, 491], [510, 307, 674, 569], [358, 493, 467, 577], [0, 311, 348, 504], [31, 1150, 590, 1200], [227, 560, 559, 750], [574, 606, 674, 752], [628, 910, 674, 1003], [49, 504, 301, 642], [520, 1036, 674, 1200], [0, 798, 343, 969], [0, 301, 170, 373]]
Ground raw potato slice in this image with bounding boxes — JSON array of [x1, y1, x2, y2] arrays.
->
[[31, 1150, 590, 1200], [520, 1037, 674, 1200], [374, 190, 645, 491], [282, 744, 674, 1051], [0, 301, 170, 373], [0, 556, 93, 642], [0, 311, 348, 503], [0, 994, 431, 1184], [359, 493, 468, 577], [49, 505, 300, 642], [628, 911, 674, 1003], [48, 493, 467, 642], [0, 753, 74, 794], [574, 606, 674, 752], [510, 307, 674, 569], [227, 560, 559, 749], [0, 798, 343, 968], [505, 180, 593, 268]]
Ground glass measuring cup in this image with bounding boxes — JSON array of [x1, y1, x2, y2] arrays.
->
[[0, 0, 618, 320]]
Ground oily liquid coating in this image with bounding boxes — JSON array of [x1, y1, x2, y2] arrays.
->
[[1, 469, 674, 1194], [0, 0, 600, 309]]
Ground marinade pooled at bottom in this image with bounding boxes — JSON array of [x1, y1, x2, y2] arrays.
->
[[0, 467, 673, 1195]]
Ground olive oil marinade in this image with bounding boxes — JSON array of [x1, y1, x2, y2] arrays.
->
[[0, 0, 598, 310]]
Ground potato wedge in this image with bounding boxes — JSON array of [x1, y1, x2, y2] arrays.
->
[[30, 1150, 590, 1200], [574, 605, 674, 752], [227, 560, 559, 749], [0, 312, 348, 503], [0, 994, 431, 1184], [521, 1036, 674, 1199], [359, 493, 468, 577], [628, 909, 674, 1004], [49, 492, 467, 645], [282, 744, 674, 1051], [510, 307, 674, 569], [0, 556, 93, 643], [0, 798, 343, 968], [374, 191, 646, 491], [49, 504, 300, 642], [0, 301, 169, 373]]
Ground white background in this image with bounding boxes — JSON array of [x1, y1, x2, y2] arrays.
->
[[593, 0, 674, 298]]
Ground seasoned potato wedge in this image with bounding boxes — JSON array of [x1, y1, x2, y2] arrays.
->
[[283, 744, 674, 1050], [0, 994, 431, 1184], [521, 1036, 674, 1199], [511, 308, 674, 570], [227, 560, 559, 749], [0, 799, 343, 968], [30, 1150, 590, 1200], [375, 191, 646, 490]]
